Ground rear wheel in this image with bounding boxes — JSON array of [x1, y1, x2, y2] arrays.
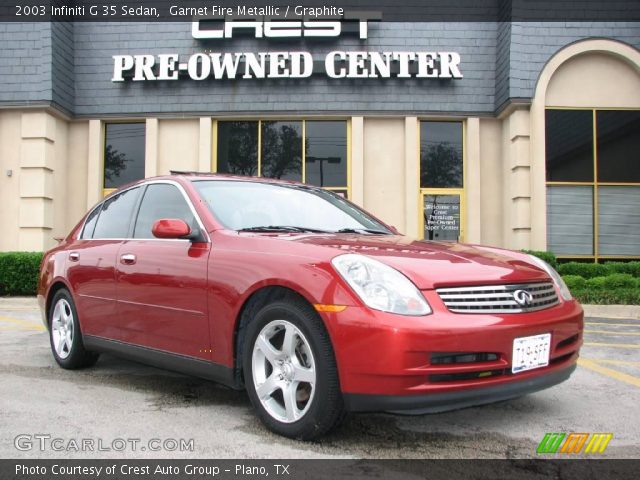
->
[[243, 296, 345, 440], [49, 289, 99, 369]]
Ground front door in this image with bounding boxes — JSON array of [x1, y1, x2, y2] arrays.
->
[[114, 182, 212, 360]]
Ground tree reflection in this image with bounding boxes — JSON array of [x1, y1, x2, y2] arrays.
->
[[261, 122, 302, 180], [420, 142, 462, 188]]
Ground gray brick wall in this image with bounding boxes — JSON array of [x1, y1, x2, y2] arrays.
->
[[508, 22, 640, 102], [51, 22, 75, 114], [0, 23, 52, 104], [1, 21, 638, 116], [71, 22, 497, 116]]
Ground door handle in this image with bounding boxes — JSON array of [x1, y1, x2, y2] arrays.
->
[[69, 252, 80, 262], [120, 253, 137, 265]]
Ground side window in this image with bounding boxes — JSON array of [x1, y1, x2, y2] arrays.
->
[[80, 206, 101, 239], [92, 187, 140, 239], [133, 184, 196, 239]]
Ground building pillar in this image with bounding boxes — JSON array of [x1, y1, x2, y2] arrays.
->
[[199, 117, 213, 172], [87, 119, 103, 207], [145, 118, 159, 177], [350, 117, 364, 207], [465, 117, 482, 244], [404, 117, 419, 238], [18, 112, 56, 250], [502, 109, 532, 250]]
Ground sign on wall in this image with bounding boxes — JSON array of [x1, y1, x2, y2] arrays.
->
[[112, 19, 463, 82]]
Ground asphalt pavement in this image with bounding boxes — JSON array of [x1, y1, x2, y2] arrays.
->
[[1, 298, 638, 459]]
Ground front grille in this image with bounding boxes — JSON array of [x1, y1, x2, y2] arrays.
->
[[436, 282, 559, 314]]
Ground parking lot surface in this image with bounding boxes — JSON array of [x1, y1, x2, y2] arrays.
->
[[1, 298, 639, 459]]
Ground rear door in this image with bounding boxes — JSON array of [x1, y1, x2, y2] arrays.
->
[[114, 182, 212, 359], [66, 187, 141, 338]]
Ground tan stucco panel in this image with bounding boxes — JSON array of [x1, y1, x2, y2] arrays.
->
[[0, 111, 22, 250], [363, 118, 406, 231], [546, 52, 640, 108], [157, 119, 200, 175]]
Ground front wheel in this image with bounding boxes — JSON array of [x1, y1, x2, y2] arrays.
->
[[243, 297, 345, 440], [49, 289, 99, 369]]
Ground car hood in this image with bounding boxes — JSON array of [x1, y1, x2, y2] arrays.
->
[[281, 234, 549, 289]]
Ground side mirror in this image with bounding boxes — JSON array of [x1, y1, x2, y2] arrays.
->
[[152, 219, 191, 239]]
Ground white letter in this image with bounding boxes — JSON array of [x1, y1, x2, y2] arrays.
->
[[192, 20, 223, 39], [303, 21, 340, 37], [265, 21, 302, 38], [416, 52, 438, 78], [133, 55, 156, 81], [347, 52, 368, 78], [369, 52, 392, 78], [157, 54, 179, 80], [325, 51, 346, 78], [243, 53, 267, 79], [439, 52, 463, 78], [209, 53, 241, 79], [290, 52, 313, 78], [392, 52, 416, 78], [112, 55, 134, 82], [269, 52, 290, 78], [188, 53, 211, 80]]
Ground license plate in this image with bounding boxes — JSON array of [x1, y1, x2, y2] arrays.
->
[[512, 333, 551, 374]]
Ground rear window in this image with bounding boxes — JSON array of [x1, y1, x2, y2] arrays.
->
[[92, 187, 140, 239]]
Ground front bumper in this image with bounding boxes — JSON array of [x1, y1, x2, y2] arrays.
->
[[322, 292, 583, 408], [344, 363, 576, 413]]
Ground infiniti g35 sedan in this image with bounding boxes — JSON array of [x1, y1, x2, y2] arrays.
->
[[38, 173, 583, 439]]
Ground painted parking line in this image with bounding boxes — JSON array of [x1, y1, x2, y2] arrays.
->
[[584, 342, 640, 349], [584, 330, 640, 336], [586, 322, 640, 328], [592, 359, 640, 367], [0, 316, 46, 332], [578, 358, 640, 389]]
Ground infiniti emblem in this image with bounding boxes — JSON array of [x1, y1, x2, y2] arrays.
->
[[513, 289, 534, 306]]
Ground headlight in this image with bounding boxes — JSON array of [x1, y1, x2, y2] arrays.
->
[[331, 254, 431, 316], [528, 255, 572, 301]]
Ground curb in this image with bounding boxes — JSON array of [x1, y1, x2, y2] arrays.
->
[[1, 297, 639, 320]]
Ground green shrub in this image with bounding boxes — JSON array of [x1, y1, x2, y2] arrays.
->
[[558, 262, 609, 279], [602, 261, 640, 278], [0, 252, 44, 296], [563, 275, 587, 290], [586, 276, 607, 289], [603, 273, 636, 289], [522, 250, 558, 269], [572, 288, 640, 305]]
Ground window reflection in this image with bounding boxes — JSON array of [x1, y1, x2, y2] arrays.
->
[[420, 122, 463, 188]]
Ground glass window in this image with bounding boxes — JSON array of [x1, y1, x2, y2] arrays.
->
[[598, 186, 640, 256], [305, 121, 347, 187], [133, 184, 196, 239], [92, 187, 140, 239], [80, 206, 101, 239], [424, 194, 460, 241], [546, 186, 593, 255], [596, 110, 640, 183], [545, 110, 593, 182], [104, 123, 145, 189], [261, 121, 302, 181], [217, 121, 259, 176], [420, 122, 463, 188]]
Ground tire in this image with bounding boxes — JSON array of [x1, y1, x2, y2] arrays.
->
[[48, 289, 99, 369], [243, 295, 345, 440]]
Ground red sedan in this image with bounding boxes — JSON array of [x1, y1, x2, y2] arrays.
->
[[38, 174, 583, 439]]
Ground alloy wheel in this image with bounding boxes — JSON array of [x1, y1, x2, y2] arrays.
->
[[251, 319, 316, 423], [51, 298, 74, 359]]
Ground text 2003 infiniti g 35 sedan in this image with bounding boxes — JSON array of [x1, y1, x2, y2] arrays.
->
[[38, 173, 583, 439]]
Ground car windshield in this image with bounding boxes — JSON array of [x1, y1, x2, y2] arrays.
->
[[193, 180, 392, 234]]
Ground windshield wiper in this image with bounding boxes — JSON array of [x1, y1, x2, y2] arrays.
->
[[238, 226, 331, 233], [335, 228, 392, 235]]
